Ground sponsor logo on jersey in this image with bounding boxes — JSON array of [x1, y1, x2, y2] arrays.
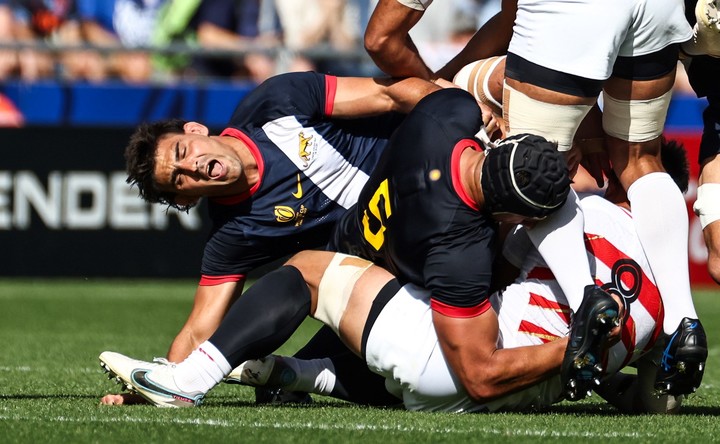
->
[[292, 173, 303, 198], [298, 131, 315, 166], [274, 204, 307, 226]]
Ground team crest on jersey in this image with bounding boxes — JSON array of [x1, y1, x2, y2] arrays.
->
[[274, 204, 307, 226], [298, 131, 315, 166]]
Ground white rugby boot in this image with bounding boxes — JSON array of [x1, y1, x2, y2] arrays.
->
[[99, 351, 204, 408]]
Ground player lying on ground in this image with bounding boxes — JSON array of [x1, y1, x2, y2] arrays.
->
[[98, 169, 690, 412]]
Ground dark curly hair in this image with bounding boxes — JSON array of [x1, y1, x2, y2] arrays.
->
[[125, 119, 187, 210], [661, 137, 690, 194]]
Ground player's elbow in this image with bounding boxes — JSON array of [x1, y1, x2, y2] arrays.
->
[[463, 365, 511, 403], [363, 31, 391, 61]]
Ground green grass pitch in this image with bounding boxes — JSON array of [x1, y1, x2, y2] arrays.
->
[[1, 279, 720, 443]]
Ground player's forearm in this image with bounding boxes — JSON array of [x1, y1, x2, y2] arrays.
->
[[385, 77, 441, 113], [436, 9, 515, 81], [435, 309, 565, 403], [166, 328, 203, 363], [459, 339, 566, 402], [372, 40, 434, 80], [331, 76, 440, 117], [165, 281, 242, 362]]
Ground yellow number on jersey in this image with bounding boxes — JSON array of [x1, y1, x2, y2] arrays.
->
[[362, 179, 392, 251]]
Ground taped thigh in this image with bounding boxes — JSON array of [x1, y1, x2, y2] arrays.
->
[[601, 89, 672, 142], [503, 81, 592, 151], [694, 183, 720, 228], [396, 0, 433, 10], [314, 252, 373, 334], [453, 56, 505, 116]]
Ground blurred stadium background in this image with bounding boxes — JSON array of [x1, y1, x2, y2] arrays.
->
[[0, 0, 715, 286]]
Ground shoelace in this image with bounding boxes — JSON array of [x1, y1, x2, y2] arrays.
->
[[152, 357, 176, 368]]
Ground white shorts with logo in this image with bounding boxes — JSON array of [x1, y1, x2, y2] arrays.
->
[[508, 0, 692, 80]]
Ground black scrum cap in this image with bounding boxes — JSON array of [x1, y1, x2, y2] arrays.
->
[[481, 133, 570, 219]]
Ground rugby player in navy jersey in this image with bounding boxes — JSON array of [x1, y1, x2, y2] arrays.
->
[[99, 87, 625, 406], [100, 72, 443, 405]]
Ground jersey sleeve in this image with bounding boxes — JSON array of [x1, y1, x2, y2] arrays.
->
[[226, 72, 337, 127], [199, 229, 268, 283], [424, 232, 495, 318]]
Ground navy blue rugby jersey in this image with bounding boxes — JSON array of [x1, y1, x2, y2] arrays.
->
[[199, 72, 402, 285], [334, 88, 498, 318]]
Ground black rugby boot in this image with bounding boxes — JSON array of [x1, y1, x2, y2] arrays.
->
[[561, 285, 620, 401], [654, 317, 708, 396]]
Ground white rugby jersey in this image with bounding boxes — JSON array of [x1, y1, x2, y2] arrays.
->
[[497, 193, 663, 374]]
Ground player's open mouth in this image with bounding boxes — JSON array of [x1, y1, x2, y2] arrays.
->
[[207, 160, 226, 179]]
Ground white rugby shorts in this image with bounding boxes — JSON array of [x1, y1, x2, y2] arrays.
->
[[508, 0, 692, 80]]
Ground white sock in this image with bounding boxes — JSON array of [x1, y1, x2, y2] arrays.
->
[[628, 172, 698, 334], [173, 341, 232, 393], [280, 357, 337, 396], [527, 190, 593, 312]]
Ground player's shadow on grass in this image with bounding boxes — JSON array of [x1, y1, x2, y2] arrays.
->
[[211, 396, 401, 411], [534, 403, 720, 416]]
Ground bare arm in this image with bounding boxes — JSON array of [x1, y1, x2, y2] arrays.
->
[[433, 308, 566, 402], [364, 0, 432, 79], [166, 280, 244, 362], [197, 22, 254, 49], [331, 76, 441, 118], [435, 0, 517, 81]]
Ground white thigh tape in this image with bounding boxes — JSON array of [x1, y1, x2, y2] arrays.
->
[[395, 0, 433, 10], [503, 81, 591, 151], [694, 183, 720, 229], [602, 89, 672, 142], [314, 253, 373, 334], [453, 56, 505, 115]]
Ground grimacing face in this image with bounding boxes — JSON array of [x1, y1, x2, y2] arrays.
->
[[153, 124, 244, 199]]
